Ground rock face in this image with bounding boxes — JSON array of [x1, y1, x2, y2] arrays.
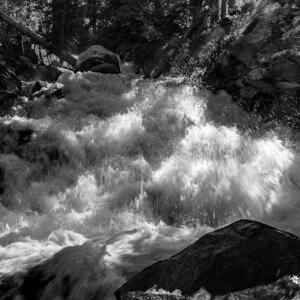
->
[[116, 219, 300, 299], [203, 0, 300, 129]]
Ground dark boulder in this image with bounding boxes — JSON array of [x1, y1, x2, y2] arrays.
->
[[116, 219, 300, 299], [76, 45, 121, 74], [77, 56, 120, 74]]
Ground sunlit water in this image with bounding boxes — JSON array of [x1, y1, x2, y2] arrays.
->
[[0, 71, 299, 298]]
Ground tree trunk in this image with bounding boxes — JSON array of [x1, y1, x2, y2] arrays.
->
[[0, 9, 76, 67]]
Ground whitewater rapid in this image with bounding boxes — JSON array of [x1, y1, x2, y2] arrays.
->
[[0, 71, 299, 298]]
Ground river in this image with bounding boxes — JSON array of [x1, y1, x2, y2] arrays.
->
[[0, 71, 299, 298]]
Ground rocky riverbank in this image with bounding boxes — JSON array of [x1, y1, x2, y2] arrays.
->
[[202, 0, 300, 129], [1, 220, 300, 299]]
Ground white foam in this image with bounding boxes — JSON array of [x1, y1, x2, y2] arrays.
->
[[0, 73, 299, 299]]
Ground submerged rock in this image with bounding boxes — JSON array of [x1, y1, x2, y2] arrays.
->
[[116, 219, 300, 299]]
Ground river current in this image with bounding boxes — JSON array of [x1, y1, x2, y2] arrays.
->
[[0, 71, 299, 298]]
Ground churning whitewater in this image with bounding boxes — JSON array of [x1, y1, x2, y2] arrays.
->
[[0, 71, 299, 298]]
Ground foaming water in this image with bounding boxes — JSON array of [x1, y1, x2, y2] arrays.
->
[[0, 72, 299, 297]]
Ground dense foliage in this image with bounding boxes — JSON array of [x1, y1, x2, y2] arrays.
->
[[0, 0, 255, 61], [0, 0, 193, 59]]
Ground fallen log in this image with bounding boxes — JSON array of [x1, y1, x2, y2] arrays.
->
[[0, 9, 76, 67]]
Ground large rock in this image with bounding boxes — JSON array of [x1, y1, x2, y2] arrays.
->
[[116, 219, 300, 299], [203, 0, 300, 129], [76, 45, 121, 74]]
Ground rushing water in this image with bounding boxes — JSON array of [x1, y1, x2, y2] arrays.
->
[[0, 71, 299, 298]]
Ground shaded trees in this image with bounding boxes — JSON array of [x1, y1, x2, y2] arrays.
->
[[0, 0, 245, 70]]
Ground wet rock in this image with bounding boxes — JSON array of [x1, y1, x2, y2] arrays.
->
[[116, 219, 300, 299], [121, 292, 188, 300], [76, 45, 121, 74], [223, 275, 300, 299], [21, 80, 48, 98], [31, 81, 47, 95]]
